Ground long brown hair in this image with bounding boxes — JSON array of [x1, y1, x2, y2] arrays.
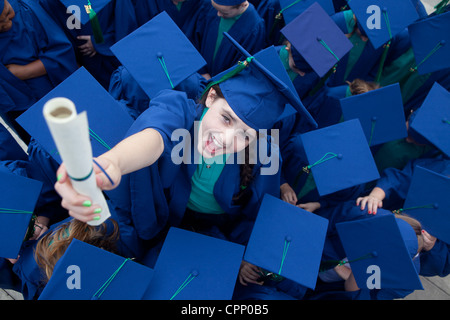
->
[[199, 85, 255, 205], [35, 219, 120, 283]]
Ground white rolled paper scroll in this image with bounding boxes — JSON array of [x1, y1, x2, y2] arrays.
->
[[43, 97, 111, 226]]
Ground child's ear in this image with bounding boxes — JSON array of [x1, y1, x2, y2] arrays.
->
[[205, 88, 217, 108]]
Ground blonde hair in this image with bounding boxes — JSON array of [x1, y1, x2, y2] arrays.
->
[[347, 79, 380, 96], [35, 219, 120, 283], [395, 214, 424, 254]]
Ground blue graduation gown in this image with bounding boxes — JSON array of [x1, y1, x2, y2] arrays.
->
[[38, 0, 138, 88], [254, 0, 282, 46], [118, 89, 281, 248], [133, 0, 203, 42], [0, 0, 77, 114], [192, 3, 266, 76]]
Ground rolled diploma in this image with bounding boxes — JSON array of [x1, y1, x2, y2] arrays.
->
[[43, 97, 110, 226]]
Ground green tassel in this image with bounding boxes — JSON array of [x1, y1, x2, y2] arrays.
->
[[87, 2, 104, 44], [201, 57, 253, 99], [375, 41, 391, 83], [434, 0, 450, 14]]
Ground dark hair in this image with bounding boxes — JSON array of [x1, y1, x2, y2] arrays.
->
[[199, 85, 255, 206]]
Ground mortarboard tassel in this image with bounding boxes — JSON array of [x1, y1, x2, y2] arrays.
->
[[302, 152, 340, 174], [269, 0, 304, 41], [409, 40, 445, 73], [156, 53, 174, 89], [392, 203, 437, 215], [91, 258, 132, 300], [307, 37, 341, 97], [170, 270, 199, 300], [89, 128, 111, 150], [375, 9, 393, 83], [201, 57, 254, 99], [278, 236, 292, 275], [86, 1, 104, 44], [319, 251, 377, 273]]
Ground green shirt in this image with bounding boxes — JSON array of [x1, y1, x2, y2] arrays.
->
[[186, 109, 230, 214], [213, 14, 242, 63]]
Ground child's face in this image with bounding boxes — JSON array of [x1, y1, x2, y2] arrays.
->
[[0, 0, 14, 33], [199, 88, 257, 158]]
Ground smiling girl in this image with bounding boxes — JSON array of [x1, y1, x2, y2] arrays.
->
[[54, 40, 316, 254]]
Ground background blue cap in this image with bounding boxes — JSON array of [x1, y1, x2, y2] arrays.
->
[[409, 82, 450, 157], [349, 0, 419, 49], [244, 194, 329, 289], [0, 0, 4, 14], [110, 11, 207, 99], [281, 2, 353, 77], [143, 227, 245, 300], [0, 171, 42, 259], [17, 67, 134, 164], [340, 83, 408, 146], [400, 166, 450, 245], [300, 119, 380, 196], [336, 214, 423, 291], [278, 0, 335, 25], [39, 239, 154, 300], [408, 11, 450, 75]]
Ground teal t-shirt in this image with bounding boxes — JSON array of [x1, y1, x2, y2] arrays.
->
[[213, 14, 242, 62], [187, 109, 230, 214]]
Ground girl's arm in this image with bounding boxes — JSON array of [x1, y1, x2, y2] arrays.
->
[[55, 128, 164, 223]]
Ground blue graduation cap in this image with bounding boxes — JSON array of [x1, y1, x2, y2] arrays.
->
[[395, 166, 450, 245], [349, 0, 419, 49], [244, 194, 329, 289], [340, 83, 408, 146], [300, 119, 380, 196], [0, 0, 3, 14], [336, 214, 423, 292], [408, 11, 450, 75], [17, 67, 133, 164], [110, 11, 207, 99], [0, 171, 43, 259], [409, 82, 450, 157], [278, 0, 335, 25], [39, 238, 154, 300], [143, 227, 245, 300], [281, 2, 353, 78], [207, 33, 317, 130]]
